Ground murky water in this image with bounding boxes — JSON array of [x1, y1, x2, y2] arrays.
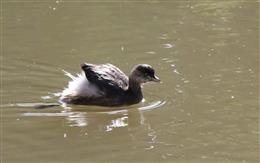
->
[[1, 1, 259, 163]]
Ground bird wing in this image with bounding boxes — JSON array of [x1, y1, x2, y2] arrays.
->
[[83, 63, 129, 94]]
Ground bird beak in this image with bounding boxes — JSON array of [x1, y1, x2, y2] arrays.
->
[[152, 75, 160, 82]]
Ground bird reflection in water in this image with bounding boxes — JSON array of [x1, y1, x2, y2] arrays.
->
[[20, 101, 164, 131], [62, 100, 165, 131], [21, 100, 165, 150]]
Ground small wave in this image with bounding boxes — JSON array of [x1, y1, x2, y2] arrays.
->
[[23, 112, 73, 117], [0, 102, 59, 108], [2, 99, 166, 114], [139, 100, 166, 111]]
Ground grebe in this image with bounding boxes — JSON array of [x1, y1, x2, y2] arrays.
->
[[60, 63, 160, 106]]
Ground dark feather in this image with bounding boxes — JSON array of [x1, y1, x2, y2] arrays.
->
[[82, 63, 129, 95]]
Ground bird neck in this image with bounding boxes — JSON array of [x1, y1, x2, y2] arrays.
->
[[127, 77, 143, 102]]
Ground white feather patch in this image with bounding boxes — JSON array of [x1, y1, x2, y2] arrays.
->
[[60, 70, 101, 98]]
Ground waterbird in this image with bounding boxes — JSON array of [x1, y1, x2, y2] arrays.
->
[[59, 63, 160, 106]]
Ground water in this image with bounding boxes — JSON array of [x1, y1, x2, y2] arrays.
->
[[1, 1, 259, 162]]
